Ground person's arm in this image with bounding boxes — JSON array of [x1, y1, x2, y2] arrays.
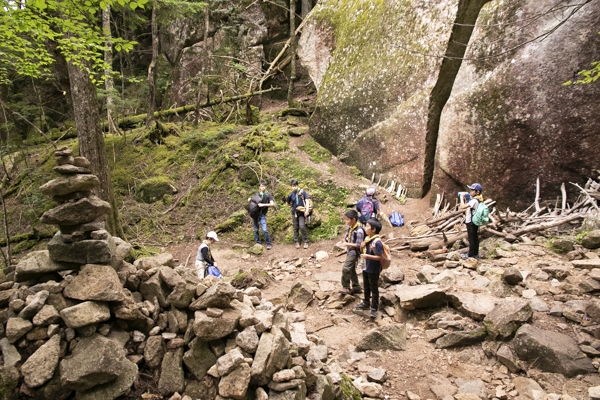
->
[[460, 193, 471, 209], [260, 193, 275, 207], [201, 246, 214, 265]]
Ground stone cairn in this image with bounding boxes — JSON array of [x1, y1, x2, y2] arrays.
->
[[0, 146, 363, 399]]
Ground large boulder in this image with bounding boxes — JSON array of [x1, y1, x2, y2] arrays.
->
[[158, 348, 185, 395], [447, 291, 496, 321], [395, 284, 447, 310], [193, 308, 241, 341], [183, 338, 217, 380], [21, 334, 61, 388], [484, 298, 532, 340], [356, 324, 407, 352], [189, 280, 236, 310], [251, 328, 291, 386], [63, 264, 124, 302], [513, 324, 595, 377], [60, 301, 111, 329], [47, 232, 116, 265], [582, 230, 600, 249], [14, 250, 75, 282]]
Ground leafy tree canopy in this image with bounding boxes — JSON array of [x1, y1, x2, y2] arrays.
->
[[0, 0, 148, 84]]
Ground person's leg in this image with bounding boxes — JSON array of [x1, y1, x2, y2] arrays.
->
[[472, 225, 480, 258], [369, 272, 380, 311], [466, 222, 477, 257], [253, 217, 260, 244], [292, 214, 300, 244], [348, 254, 360, 291], [341, 254, 355, 289], [361, 271, 371, 307], [195, 260, 206, 279], [259, 215, 271, 246], [298, 215, 308, 243]]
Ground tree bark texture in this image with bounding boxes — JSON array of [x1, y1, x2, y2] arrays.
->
[[103, 6, 116, 134], [301, 0, 312, 18], [66, 62, 123, 238], [146, 3, 159, 128]]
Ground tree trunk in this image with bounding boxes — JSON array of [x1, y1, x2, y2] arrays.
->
[[146, 3, 158, 128], [66, 62, 123, 238], [194, 5, 210, 127], [287, 0, 297, 106], [301, 0, 311, 18], [103, 5, 116, 134]]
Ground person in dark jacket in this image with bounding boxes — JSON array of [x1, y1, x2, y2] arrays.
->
[[286, 179, 310, 249], [248, 180, 275, 250]]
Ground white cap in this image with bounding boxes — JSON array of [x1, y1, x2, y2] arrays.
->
[[207, 231, 219, 241]]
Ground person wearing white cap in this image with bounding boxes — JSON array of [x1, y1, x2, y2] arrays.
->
[[195, 231, 219, 278], [356, 186, 380, 225]]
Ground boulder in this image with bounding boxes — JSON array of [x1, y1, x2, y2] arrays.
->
[[63, 264, 124, 302], [0, 338, 21, 367], [289, 322, 312, 356], [39, 174, 99, 197], [512, 377, 545, 399], [287, 281, 314, 311], [159, 266, 185, 288], [32, 304, 61, 326], [14, 250, 74, 282], [216, 348, 245, 376], [484, 298, 532, 340], [134, 253, 175, 270], [144, 335, 165, 369], [496, 344, 521, 373], [41, 195, 110, 226], [582, 230, 600, 249], [183, 338, 217, 380], [268, 382, 307, 400], [135, 176, 177, 204], [219, 363, 251, 400], [6, 317, 33, 343], [18, 290, 50, 319], [193, 308, 241, 341], [447, 291, 496, 321], [251, 328, 290, 386], [60, 301, 110, 329], [139, 272, 170, 308], [513, 324, 596, 377], [158, 348, 185, 395], [356, 324, 407, 352], [435, 328, 487, 349], [395, 284, 447, 310], [381, 267, 405, 284], [236, 325, 259, 353], [21, 334, 61, 388], [47, 233, 116, 265], [76, 356, 138, 400], [189, 281, 236, 310], [502, 267, 523, 285]]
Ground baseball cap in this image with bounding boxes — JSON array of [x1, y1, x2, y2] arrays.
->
[[467, 183, 483, 192], [366, 186, 376, 196], [207, 231, 219, 241]]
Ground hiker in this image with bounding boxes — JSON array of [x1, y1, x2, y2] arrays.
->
[[195, 231, 218, 279], [356, 218, 384, 319], [356, 186, 380, 225], [460, 183, 484, 260], [247, 180, 275, 250], [286, 179, 310, 249], [336, 209, 364, 295]]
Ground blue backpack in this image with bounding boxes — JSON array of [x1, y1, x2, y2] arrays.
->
[[206, 265, 222, 278], [389, 212, 404, 227]]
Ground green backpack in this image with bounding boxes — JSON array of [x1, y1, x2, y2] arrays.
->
[[472, 200, 490, 226]]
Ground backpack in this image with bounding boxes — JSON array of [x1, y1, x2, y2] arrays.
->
[[472, 200, 490, 226], [373, 238, 391, 270], [358, 197, 375, 224], [296, 191, 313, 216], [205, 265, 222, 278], [389, 211, 404, 227], [246, 193, 263, 219]]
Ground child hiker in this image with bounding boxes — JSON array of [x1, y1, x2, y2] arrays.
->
[[336, 210, 364, 295], [195, 231, 219, 279], [460, 183, 483, 260], [356, 218, 384, 319]]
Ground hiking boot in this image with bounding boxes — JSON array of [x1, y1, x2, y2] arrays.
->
[[370, 309, 377, 319], [303, 242, 309, 249], [355, 301, 370, 310], [295, 242, 300, 249], [350, 287, 363, 295], [266, 244, 272, 250], [339, 288, 351, 295]]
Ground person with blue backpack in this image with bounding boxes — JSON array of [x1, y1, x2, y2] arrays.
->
[[356, 187, 380, 225], [460, 183, 485, 260], [195, 231, 221, 278], [336, 210, 364, 295]]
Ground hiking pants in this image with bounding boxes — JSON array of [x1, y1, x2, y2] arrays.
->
[[466, 222, 479, 257], [195, 260, 206, 279], [253, 215, 271, 245], [341, 253, 360, 290], [362, 271, 380, 311], [292, 213, 308, 243]]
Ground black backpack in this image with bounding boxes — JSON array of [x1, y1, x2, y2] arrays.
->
[[246, 193, 263, 218]]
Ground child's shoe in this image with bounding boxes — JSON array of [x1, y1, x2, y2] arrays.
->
[[295, 242, 300, 249], [355, 301, 370, 310], [370, 309, 377, 319]]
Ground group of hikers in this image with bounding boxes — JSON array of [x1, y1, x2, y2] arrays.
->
[[195, 179, 486, 320]]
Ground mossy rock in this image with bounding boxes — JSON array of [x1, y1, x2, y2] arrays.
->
[[136, 176, 178, 204], [230, 268, 270, 289], [335, 373, 362, 400], [288, 126, 309, 137], [214, 210, 247, 233], [550, 238, 575, 254]]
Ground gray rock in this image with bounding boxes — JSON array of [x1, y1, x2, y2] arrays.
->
[[551, 239, 574, 254], [273, 369, 296, 382], [60, 301, 110, 329], [134, 253, 175, 270], [529, 297, 549, 312], [256, 387, 269, 400], [60, 334, 132, 391], [430, 269, 456, 285], [307, 344, 328, 363], [287, 281, 314, 311], [236, 325, 259, 353], [189, 281, 236, 310], [47, 232, 116, 265], [219, 363, 251, 400], [268, 382, 307, 400], [21, 334, 61, 388], [395, 284, 447, 310], [483, 298, 532, 340], [586, 299, 600, 323], [251, 328, 290, 386], [513, 324, 596, 377], [41, 195, 110, 225], [572, 259, 600, 269], [63, 264, 124, 302], [582, 230, 600, 249], [356, 324, 407, 352], [14, 250, 74, 282], [589, 386, 600, 400], [159, 266, 185, 288], [496, 344, 521, 372], [435, 328, 487, 349], [76, 356, 137, 400], [512, 377, 545, 399], [456, 379, 486, 398], [580, 278, 600, 293], [0, 366, 19, 398], [39, 174, 99, 196], [289, 322, 311, 356], [144, 335, 165, 369], [381, 267, 405, 284], [502, 267, 523, 285], [268, 378, 305, 391], [367, 368, 387, 383], [0, 337, 21, 366], [0, 288, 16, 307], [217, 348, 245, 376], [6, 317, 33, 343], [32, 304, 61, 326], [183, 338, 217, 380], [158, 348, 185, 395], [139, 272, 170, 308], [542, 266, 571, 280], [313, 374, 335, 400], [193, 309, 241, 341], [254, 309, 274, 334], [53, 164, 91, 174], [447, 291, 496, 321], [429, 374, 457, 399], [18, 290, 50, 319]]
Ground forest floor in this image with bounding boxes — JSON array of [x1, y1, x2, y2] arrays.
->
[[162, 135, 600, 399]]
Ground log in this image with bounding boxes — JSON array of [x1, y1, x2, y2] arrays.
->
[[509, 213, 584, 237], [428, 232, 468, 251], [409, 236, 443, 251]]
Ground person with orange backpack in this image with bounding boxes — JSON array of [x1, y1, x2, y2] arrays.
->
[[336, 210, 364, 295]]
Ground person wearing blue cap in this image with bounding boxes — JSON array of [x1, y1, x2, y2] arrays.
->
[[460, 183, 483, 259]]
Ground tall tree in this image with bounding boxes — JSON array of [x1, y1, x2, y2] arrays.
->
[[287, 0, 297, 106], [103, 5, 117, 134], [146, 2, 159, 127]]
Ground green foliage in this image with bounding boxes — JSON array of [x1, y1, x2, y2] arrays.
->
[[0, 0, 148, 84], [298, 138, 332, 163], [214, 210, 247, 232], [576, 231, 590, 242]]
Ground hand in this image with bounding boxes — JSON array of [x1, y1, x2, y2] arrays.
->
[[360, 254, 367, 259], [304, 211, 309, 217], [247, 198, 251, 202], [258, 203, 264, 207]]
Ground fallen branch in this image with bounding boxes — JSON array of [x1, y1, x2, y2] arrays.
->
[[509, 213, 584, 237]]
